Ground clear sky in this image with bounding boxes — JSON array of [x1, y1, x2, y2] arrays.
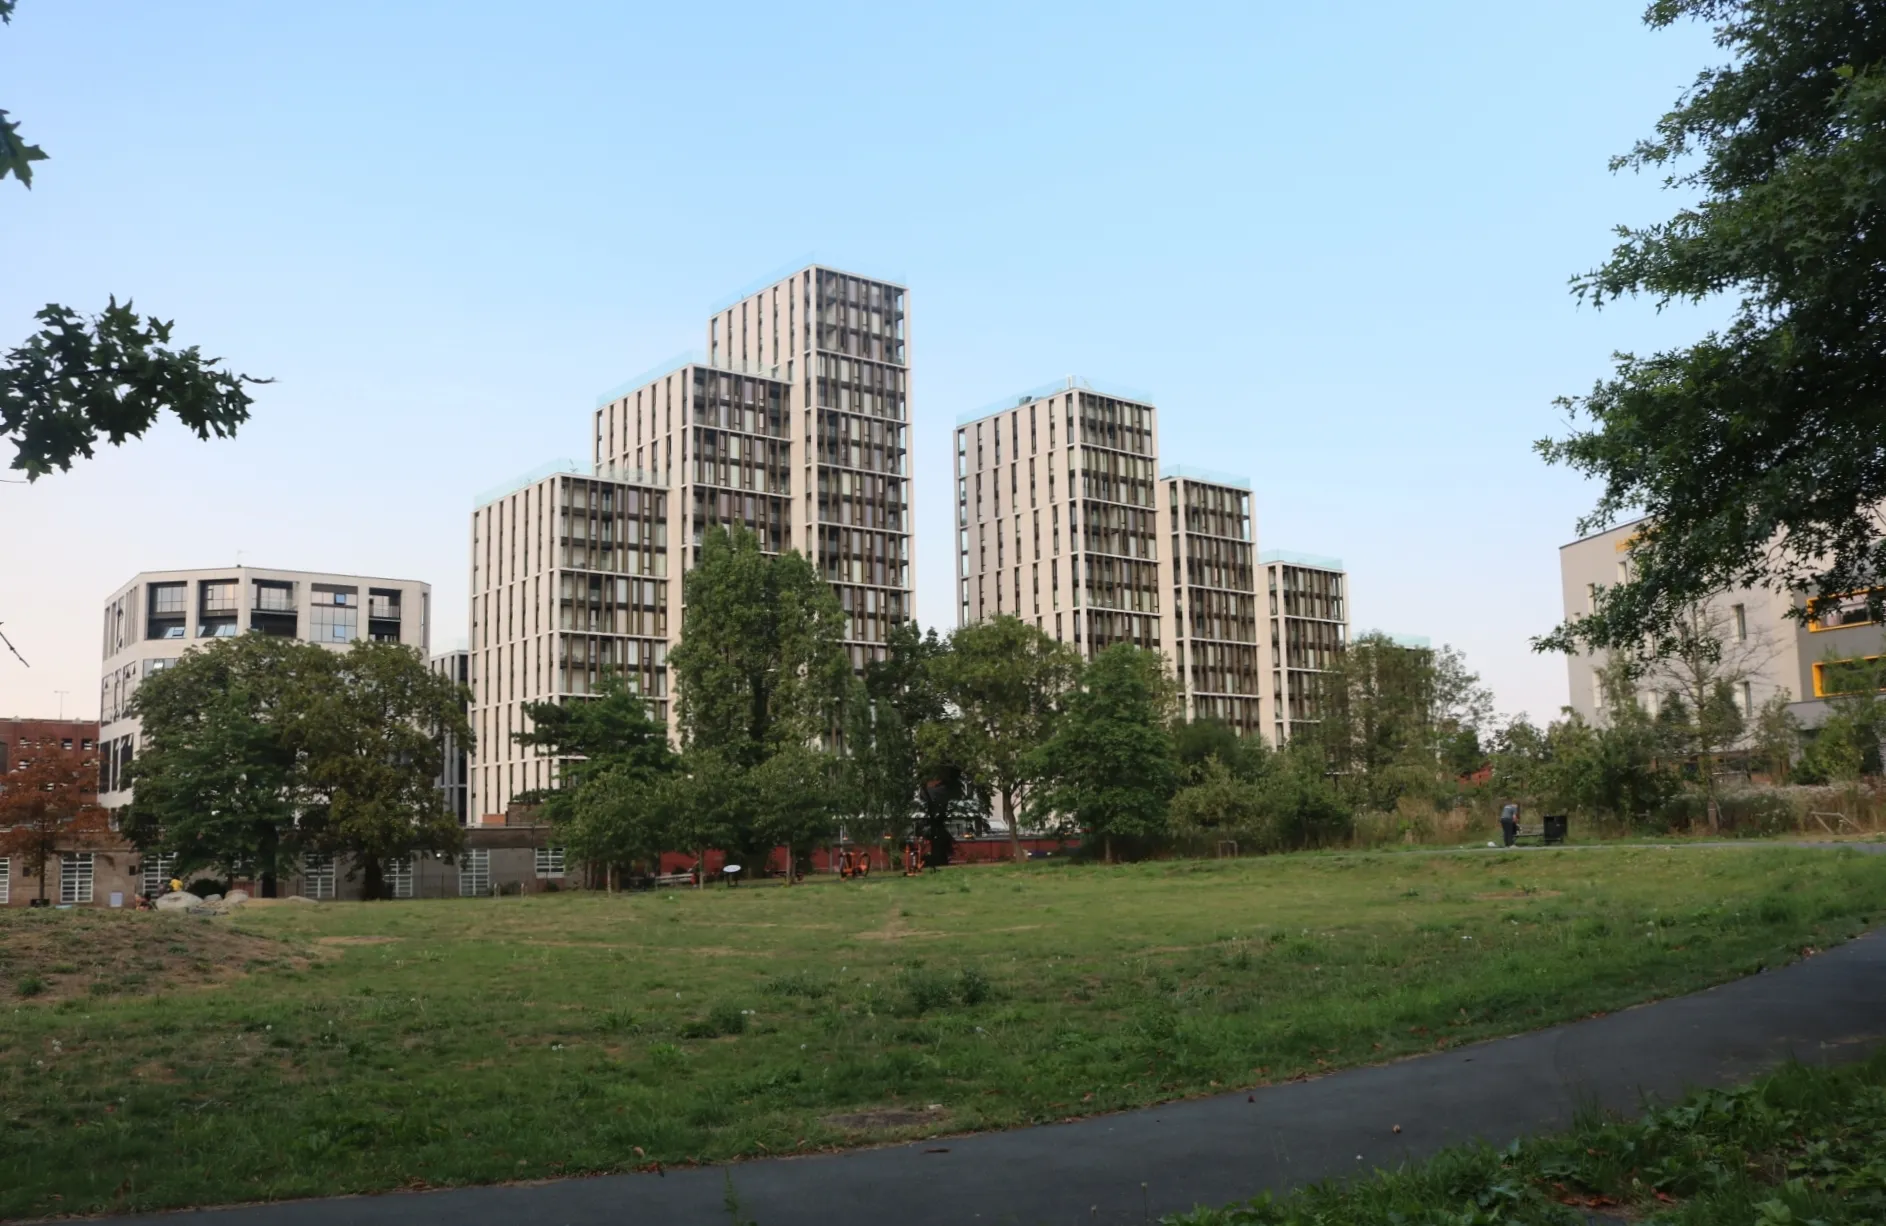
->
[[0, 0, 1723, 725]]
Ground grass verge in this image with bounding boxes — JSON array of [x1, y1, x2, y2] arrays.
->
[[2, 845, 1884, 1218], [1167, 1051, 1886, 1224]]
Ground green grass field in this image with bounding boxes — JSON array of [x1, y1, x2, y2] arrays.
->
[[4, 845, 1884, 1218]]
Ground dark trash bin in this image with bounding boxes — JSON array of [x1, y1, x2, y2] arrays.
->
[[1542, 814, 1568, 845]]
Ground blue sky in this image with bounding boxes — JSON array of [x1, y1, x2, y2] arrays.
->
[[1, 0, 1722, 724]]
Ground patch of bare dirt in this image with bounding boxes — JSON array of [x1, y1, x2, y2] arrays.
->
[[313, 935, 400, 946], [822, 1106, 948, 1130], [0, 907, 303, 1004]]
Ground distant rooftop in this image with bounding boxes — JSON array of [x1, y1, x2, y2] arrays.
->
[[957, 375, 1158, 426], [1161, 464, 1251, 491], [593, 351, 790, 409], [707, 255, 908, 315], [473, 459, 665, 509], [1259, 549, 1344, 572]]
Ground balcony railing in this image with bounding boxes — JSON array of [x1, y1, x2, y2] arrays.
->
[[253, 593, 295, 613], [368, 601, 401, 620]]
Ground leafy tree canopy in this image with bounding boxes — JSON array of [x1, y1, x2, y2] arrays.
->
[[1028, 644, 1178, 858], [931, 615, 1082, 861], [1540, 0, 1886, 657], [3, 300, 268, 480]]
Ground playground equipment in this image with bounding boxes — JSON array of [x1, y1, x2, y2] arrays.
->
[[837, 847, 872, 879]]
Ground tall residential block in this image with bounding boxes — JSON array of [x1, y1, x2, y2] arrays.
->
[[1558, 519, 1883, 728], [954, 378, 1163, 656], [1259, 551, 1348, 745], [1158, 467, 1261, 735], [97, 566, 431, 809], [468, 463, 670, 823], [594, 264, 912, 672]]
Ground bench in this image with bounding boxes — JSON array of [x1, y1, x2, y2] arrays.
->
[[1510, 815, 1569, 846], [653, 872, 695, 888]]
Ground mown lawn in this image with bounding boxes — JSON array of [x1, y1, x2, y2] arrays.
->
[[3, 845, 1884, 1218]]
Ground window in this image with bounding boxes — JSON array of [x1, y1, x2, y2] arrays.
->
[[1813, 655, 1886, 698], [0, 857, 8, 905], [458, 848, 490, 896], [1732, 603, 1747, 641], [60, 853, 94, 904], [535, 846, 566, 879], [1809, 590, 1880, 632], [141, 854, 177, 898], [1742, 680, 1754, 716], [304, 853, 336, 900], [385, 857, 414, 900], [310, 603, 358, 642]]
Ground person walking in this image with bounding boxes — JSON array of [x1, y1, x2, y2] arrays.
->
[[1499, 801, 1520, 848]]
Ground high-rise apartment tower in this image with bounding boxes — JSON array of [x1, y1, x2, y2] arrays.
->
[[594, 264, 911, 672], [1159, 468, 1261, 735], [954, 378, 1163, 656]]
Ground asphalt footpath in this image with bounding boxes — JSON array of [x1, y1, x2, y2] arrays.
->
[[108, 914, 1886, 1225]]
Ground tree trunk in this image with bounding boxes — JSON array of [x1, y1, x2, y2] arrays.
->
[[362, 856, 384, 902], [1005, 786, 1024, 863], [1104, 834, 1113, 864], [697, 848, 706, 889], [258, 822, 280, 898], [1704, 753, 1720, 834], [785, 843, 794, 885]]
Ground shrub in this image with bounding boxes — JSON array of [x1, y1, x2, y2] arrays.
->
[[16, 974, 46, 998], [682, 1002, 748, 1039]]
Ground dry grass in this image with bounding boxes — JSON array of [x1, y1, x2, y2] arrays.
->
[[0, 907, 304, 1004]]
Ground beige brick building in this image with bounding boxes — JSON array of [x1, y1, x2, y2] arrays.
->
[[954, 379, 1353, 749], [468, 464, 670, 823], [593, 264, 911, 673], [1259, 551, 1349, 745], [1159, 468, 1261, 736], [953, 378, 1163, 656]]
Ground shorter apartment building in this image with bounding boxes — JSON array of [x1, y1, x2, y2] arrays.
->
[[97, 566, 432, 811], [1158, 467, 1261, 736], [0, 717, 105, 907], [469, 462, 671, 823], [1259, 551, 1349, 746], [1559, 520, 1886, 727]]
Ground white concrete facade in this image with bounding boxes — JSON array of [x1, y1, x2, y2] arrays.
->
[[467, 465, 670, 823], [97, 566, 431, 809]]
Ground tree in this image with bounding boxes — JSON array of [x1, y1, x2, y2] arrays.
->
[[124, 635, 324, 895], [931, 615, 1082, 862], [1174, 717, 1272, 785], [298, 642, 472, 900], [1168, 756, 1266, 844], [1751, 690, 1802, 782], [1640, 601, 1778, 830], [0, 2, 46, 189], [1538, 1, 1886, 658], [1316, 635, 1494, 811], [0, 745, 107, 904], [2, 5, 267, 480], [851, 622, 950, 848], [514, 676, 676, 881], [1028, 644, 1178, 861], [4, 300, 268, 480], [669, 526, 852, 764], [665, 525, 855, 877]]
